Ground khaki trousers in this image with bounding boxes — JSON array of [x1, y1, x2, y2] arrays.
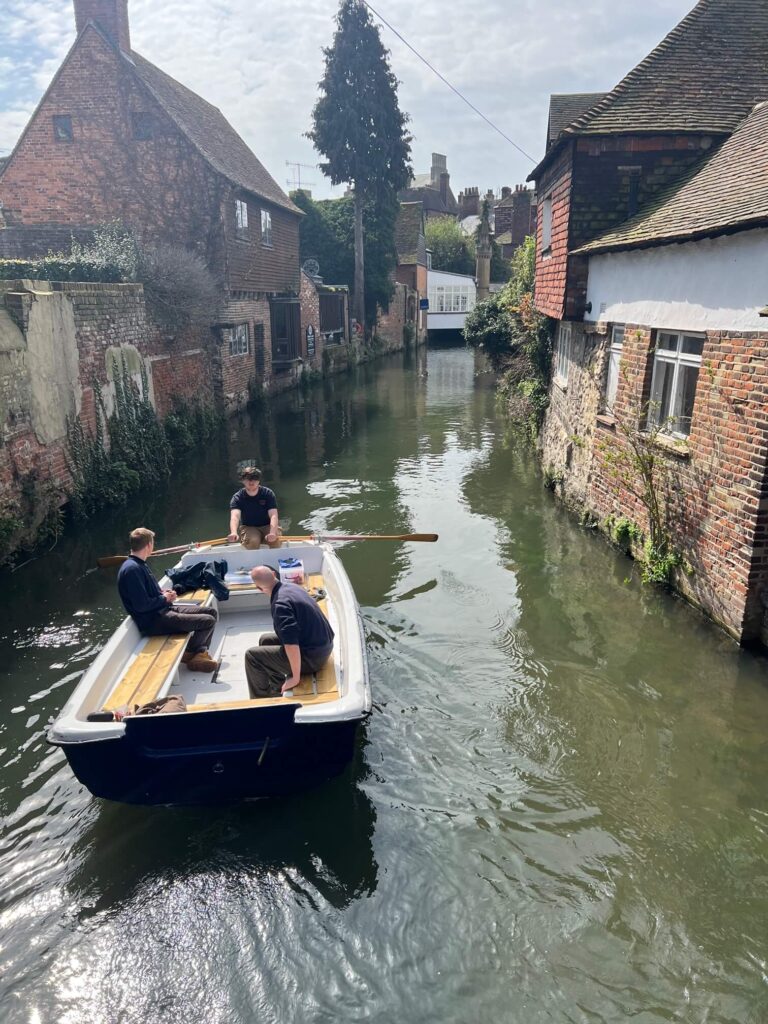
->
[[238, 525, 282, 550]]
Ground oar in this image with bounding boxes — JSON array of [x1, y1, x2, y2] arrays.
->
[[97, 536, 230, 569], [281, 533, 439, 542]]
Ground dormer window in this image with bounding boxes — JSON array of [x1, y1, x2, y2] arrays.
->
[[132, 112, 153, 140], [53, 115, 73, 142], [235, 199, 249, 235], [261, 209, 273, 247]]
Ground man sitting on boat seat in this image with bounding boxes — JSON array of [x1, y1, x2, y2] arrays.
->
[[117, 528, 219, 673], [227, 467, 281, 549], [245, 566, 334, 698]]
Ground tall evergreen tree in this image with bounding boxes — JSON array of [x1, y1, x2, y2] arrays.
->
[[308, 0, 411, 330]]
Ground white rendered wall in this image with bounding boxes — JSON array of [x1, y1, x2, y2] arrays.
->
[[586, 229, 768, 333], [427, 311, 468, 330]]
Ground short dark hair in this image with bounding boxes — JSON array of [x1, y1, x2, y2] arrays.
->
[[240, 466, 262, 482], [129, 527, 155, 552]]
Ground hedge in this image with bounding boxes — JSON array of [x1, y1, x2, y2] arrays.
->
[[0, 257, 124, 283]]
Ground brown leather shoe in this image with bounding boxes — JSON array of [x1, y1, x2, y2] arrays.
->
[[181, 651, 195, 664], [187, 654, 219, 673]]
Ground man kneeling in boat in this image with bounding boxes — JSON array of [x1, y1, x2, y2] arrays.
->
[[117, 528, 219, 673], [245, 566, 334, 698]]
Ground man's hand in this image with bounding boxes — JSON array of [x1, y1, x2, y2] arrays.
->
[[227, 532, 239, 543], [163, 589, 177, 604], [265, 531, 277, 544], [281, 675, 300, 694]]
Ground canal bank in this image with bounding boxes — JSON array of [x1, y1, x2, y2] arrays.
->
[[0, 347, 766, 1023]]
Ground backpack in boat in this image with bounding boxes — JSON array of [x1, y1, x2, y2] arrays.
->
[[132, 694, 188, 716]]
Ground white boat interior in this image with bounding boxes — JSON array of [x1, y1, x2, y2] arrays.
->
[[49, 541, 370, 745]]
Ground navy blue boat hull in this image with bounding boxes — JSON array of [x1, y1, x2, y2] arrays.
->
[[59, 705, 363, 805]]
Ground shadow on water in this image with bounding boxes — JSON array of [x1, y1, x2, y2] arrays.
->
[[66, 757, 378, 921]]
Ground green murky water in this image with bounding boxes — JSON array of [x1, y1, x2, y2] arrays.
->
[[0, 346, 766, 1023]]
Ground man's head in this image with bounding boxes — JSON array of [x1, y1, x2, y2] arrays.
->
[[240, 467, 262, 497], [129, 527, 155, 556], [250, 565, 278, 594]]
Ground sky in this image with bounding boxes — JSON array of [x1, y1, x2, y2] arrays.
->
[[0, 0, 695, 200]]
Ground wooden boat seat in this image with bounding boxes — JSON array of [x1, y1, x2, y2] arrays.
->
[[103, 590, 214, 713], [188, 573, 338, 712]]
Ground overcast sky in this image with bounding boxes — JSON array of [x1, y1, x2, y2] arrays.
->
[[1, 0, 694, 199]]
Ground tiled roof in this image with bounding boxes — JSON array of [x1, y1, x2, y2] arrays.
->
[[129, 52, 300, 215], [547, 94, 606, 146], [565, 0, 768, 137], [395, 202, 426, 265], [398, 185, 456, 216], [575, 101, 768, 255]]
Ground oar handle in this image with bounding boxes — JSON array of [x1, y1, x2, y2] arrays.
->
[[96, 536, 230, 569]]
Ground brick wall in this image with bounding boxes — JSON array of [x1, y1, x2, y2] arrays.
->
[[0, 29, 226, 269], [540, 317, 768, 644], [0, 279, 216, 514], [375, 282, 417, 353], [215, 294, 272, 410], [299, 271, 322, 372]]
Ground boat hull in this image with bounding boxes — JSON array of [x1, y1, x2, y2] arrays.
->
[[60, 705, 364, 805]]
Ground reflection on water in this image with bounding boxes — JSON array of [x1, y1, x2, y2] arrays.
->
[[1, 347, 767, 1023]]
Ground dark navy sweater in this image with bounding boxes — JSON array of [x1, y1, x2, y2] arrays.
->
[[117, 555, 168, 631], [271, 581, 334, 654]]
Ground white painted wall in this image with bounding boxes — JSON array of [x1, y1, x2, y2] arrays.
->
[[586, 229, 768, 332], [427, 269, 476, 332]]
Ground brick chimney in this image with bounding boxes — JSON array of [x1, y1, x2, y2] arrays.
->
[[74, 0, 131, 52], [430, 152, 447, 188], [458, 186, 480, 219], [501, 186, 512, 200], [439, 171, 450, 205]]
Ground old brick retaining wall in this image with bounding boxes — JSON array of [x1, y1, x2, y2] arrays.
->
[[540, 320, 768, 645]]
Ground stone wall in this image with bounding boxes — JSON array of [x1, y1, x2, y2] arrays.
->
[[0, 279, 215, 516], [375, 282, 418, 354], [540, 317, 768, 645]]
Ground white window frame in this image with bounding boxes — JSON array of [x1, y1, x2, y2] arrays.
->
[[235, 199, 248, 232], [541, 195, 553, 252], [261, 209, 273, 246], [647, 330, 704, 439], [555, 322, 572, 385], [227, 323, 250, 357], [605, 324, 625, 411]]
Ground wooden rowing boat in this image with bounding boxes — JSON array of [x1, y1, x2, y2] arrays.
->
[[47, 541, 370, 804]]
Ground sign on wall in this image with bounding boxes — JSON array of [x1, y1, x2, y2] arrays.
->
[[306, 324, 316, 357]]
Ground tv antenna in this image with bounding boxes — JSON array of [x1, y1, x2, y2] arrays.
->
[[286, 161, 317, 192]]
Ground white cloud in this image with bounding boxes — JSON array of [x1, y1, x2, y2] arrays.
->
[[1, 0, 695, 194]]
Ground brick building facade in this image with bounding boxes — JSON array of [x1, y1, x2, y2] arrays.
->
[[0, 0, 338, 405], [530, 0, 768, 646]]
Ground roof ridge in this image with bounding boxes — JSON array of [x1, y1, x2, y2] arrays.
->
[[565, 0, 713, 134]]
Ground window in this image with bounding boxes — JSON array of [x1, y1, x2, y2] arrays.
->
[[541, 195, 553, 252], [132, 111, 153, 140], [427, 283, 475, 314], [52, 115, 73, 142], [605, 325, 625, 411], [261, 209, 273, 246], [648, 331, 704, 437], [555, 322, 572, 384], [235, 199, 248, 233], [226, 323, 250, 356]]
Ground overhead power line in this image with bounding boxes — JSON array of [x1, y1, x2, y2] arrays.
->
[[361, 0, 536, 163]]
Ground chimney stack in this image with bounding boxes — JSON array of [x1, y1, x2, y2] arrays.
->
[[430, 152, 447, 188], [74, 0, 131, 53], [501, 186, 512, 199], [439, 171, 450, 205], [458, 186, 480, 219]]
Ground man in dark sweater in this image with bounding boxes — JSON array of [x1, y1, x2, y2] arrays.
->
[[245, 566, 334, 698], [227, 467, 281, 549], [117, 528, 219, 673]]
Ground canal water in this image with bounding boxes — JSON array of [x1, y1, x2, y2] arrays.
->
[[0, 346, 766, 1023]]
